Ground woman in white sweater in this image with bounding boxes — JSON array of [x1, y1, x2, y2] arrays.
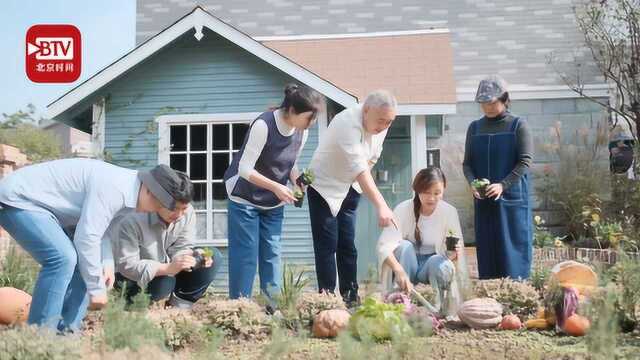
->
[[377, 167, 468, 313]]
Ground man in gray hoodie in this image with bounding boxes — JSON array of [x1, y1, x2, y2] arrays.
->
[[107, 187, 221, 308]]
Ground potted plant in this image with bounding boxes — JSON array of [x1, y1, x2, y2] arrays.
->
[[471, 178, 490, 199], [192, 247, 214, 269], [296, 168, 315, 187], [445, 229, 459, 252], [293, 189, 305, 208]]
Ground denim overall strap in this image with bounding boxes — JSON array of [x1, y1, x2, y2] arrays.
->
[[470, 116, 532, 280]]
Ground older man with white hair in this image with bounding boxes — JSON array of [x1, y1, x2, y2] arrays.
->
[[307, 90, 397, 307]]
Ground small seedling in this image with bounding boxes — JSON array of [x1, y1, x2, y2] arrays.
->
[[445, 229, 459, 252], [296, 168, 315, 187], [471, 178, 490, 198], [293, 189, 305, 208], [192, 247, 214, 269]]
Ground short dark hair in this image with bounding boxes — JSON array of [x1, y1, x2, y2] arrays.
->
[[170, 171, 194, 204], [280, 83, 324, 118]]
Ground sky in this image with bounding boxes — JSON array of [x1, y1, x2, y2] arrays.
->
[[0, 0, 136, 120]]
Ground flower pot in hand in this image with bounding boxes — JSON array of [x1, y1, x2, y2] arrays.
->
[[445, 235, 459, 261], [191, 247, 213, 270], [294, 190, 305, 208], [296, 169, 315, 187], [471, 178, 490, 199]]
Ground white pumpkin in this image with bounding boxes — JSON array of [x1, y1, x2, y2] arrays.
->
[[0, 287, 31, 325], [457, 298, 503, 329]]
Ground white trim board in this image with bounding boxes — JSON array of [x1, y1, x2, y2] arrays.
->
[[456, 84, 610, 102], [47, 7, 358, 120], [255, 28, 450, 42], [396, 104, 457, 115]]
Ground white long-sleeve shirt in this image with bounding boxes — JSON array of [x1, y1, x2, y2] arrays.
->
[[377, 199, 463, 261], [225, 109, 308, 209], [0, 158, 140, 297], [309, 105, 387, 216]]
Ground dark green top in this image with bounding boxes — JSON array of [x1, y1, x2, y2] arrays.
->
[[462, 112, 533, 189]]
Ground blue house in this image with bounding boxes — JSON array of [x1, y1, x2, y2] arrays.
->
[[47, 7, 457, 291]]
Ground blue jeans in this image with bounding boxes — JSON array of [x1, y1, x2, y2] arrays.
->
[[0, 205, 89, 332], [115, 247, 222, 303], [227, 201, 284, 299], [308, 186, 360, 302], [393, 240, 454, 289]]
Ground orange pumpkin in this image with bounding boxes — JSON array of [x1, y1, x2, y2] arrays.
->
[[499, 315, 522, 330], [0, 287, 31, 325], [312, 309, 351, 338], [563, 314, 590, 336]]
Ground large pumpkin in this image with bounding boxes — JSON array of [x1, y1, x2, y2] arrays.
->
[[457, 298, 503, 329], [312, 309, 351, 338], [550, 261, 598, 295], [0, 287, 31, 325], [563, 314, 590, 336]]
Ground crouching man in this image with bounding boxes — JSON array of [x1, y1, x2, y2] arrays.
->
[[107, 191, 222, 309]]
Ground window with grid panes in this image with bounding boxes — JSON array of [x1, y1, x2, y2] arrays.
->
[[168, 122, 250, 243]]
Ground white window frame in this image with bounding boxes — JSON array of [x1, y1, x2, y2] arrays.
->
[[157, 112, 260, 246]]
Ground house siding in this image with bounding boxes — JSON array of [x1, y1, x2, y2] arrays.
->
[[96, 28, 315, 292]]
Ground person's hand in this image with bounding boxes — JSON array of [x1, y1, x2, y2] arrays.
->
[[394, 269, 413, 294], [471, 187, 482, 200], [103, 266, 115, 290], [378, 204, 395, 228], [168, 254, 196, 275], [89, 294, 108, 310], [485, 183, 504, 200], [273, 184, 296, 204]]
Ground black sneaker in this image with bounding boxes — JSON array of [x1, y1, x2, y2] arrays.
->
[[342, 289, 361, 309]]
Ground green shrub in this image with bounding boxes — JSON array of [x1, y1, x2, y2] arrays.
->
[[0, 243, 39, 293], [0, 326, 82, 360], [295, 291, 346, 327], [100, 293, 166, 352], [473, 278, 540, 319], [529, 264, 551, 294], [194, 298, 272, 340]]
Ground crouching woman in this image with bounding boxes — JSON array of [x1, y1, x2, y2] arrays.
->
[[377, 167, 469, 315]]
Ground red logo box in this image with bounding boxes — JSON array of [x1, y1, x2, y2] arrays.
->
[[26, 25, 81, 83]]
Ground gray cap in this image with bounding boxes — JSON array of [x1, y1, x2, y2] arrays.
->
[[475, 75, 508, 103], [138, 164, 188, 210]]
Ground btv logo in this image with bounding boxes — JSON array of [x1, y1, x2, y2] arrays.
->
[[26, 25, 81, 83]]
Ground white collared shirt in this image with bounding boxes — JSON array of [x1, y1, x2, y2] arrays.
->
[[309, 105, 387, 216]]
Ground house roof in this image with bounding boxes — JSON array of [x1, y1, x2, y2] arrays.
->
[[47, 7, 359, 120], [262, 30, 456, 107], [48, 6, 458, 120], [135, 0, 605, 91]]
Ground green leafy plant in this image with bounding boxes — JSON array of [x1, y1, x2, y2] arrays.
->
[[100, 293, 167, 352], [608, 254, 640, 332], [533, 215, 566, 248], [529, 264, 551, 294], [349, 297, 413, 341], [296, 168, 315, 186], [276, 264, 311, 329], [0, 243, 39, 293], [201, 247, 214, 258], [470, 178, 490, 198]]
